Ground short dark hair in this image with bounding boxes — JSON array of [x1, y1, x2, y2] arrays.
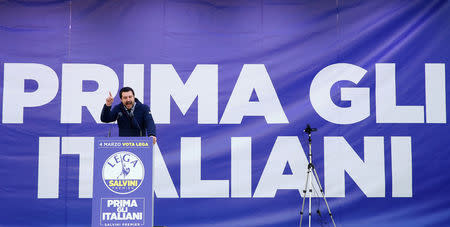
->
[[119, 87, 135, 99]]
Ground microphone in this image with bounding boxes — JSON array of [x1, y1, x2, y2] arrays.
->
[[117, 112, 123, 121], [108, 112, 122, 137]]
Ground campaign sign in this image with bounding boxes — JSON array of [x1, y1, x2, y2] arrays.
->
[[92, 137, 153, 227]]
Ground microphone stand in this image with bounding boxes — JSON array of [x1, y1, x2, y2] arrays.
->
[[108, 112, 122, 137], [299, 124, 336, 227], [129, 112, 142, 137]]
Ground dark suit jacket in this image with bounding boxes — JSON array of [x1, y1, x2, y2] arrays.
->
[[100, 98, 156, 137]]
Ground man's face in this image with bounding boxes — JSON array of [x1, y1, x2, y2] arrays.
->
[[120, 91, 135, 110]]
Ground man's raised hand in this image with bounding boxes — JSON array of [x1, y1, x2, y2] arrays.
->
[[106, 91, 114, 106]]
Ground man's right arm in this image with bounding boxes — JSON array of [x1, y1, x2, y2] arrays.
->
[[101, 92, 116, 123], [101, 104, 117, 123]]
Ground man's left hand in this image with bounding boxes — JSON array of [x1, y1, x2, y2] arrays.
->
[[150, 136, 157, 144]]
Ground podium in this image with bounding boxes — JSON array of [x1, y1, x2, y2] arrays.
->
[[91, 137, 154, 227]]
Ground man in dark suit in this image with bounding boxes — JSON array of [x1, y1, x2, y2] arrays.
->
[[101, 87, 156, 143]]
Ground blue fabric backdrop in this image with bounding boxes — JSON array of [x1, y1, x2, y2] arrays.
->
[[0, 0, 449, 226]]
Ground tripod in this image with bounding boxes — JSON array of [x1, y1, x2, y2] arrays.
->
[[299, 124, 336, 227]]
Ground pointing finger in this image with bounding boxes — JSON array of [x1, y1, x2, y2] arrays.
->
[[109, 91, 112, 97]]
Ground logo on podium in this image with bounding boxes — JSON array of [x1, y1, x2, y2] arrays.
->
[[102, 151, 145, 194]]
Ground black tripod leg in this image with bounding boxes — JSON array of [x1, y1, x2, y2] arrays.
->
[[299, 168, 311, 227], [312, 168, 336, 227]]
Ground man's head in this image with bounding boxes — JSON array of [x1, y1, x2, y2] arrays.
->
[[119, 87, 135, 110]]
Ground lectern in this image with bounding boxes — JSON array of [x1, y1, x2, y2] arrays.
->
[[91, 137, 154, 227]]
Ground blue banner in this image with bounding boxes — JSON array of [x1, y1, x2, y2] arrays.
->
[[0, 1, 449, 227]]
